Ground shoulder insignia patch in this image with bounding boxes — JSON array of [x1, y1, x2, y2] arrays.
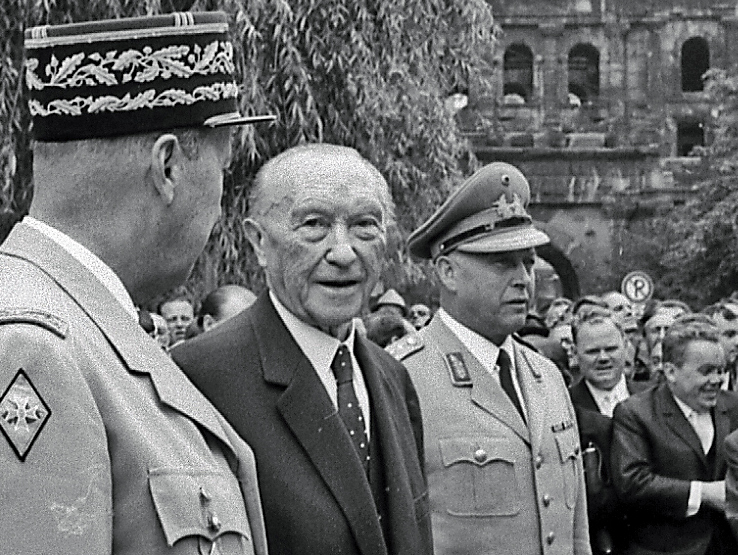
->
[[0, 369, 51, 461], [0, 308, 68, 339], [386, 333, 425, 361], [445, 352, 472, 387]]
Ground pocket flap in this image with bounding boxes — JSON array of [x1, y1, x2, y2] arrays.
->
[[554, 428, 580, 464], [439, 437, 516, 468], [149, 468, 250, 547]]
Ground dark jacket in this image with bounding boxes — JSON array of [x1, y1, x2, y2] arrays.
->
[[172, 293, 433, 555]]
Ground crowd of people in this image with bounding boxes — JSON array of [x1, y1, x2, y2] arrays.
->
[[3, 10, 738, 555]]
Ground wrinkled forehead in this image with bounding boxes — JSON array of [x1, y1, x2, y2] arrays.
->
[[267, 153, 386, 212]]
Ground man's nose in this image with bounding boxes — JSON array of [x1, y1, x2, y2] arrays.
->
[[325, 224, 358, 266]]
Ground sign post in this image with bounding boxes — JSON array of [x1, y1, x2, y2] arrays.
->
[[621, 270, 654, 319]]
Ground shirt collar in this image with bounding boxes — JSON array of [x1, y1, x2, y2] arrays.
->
[[437, 307, 514, 373], [585, 373, 629, 401], [672, 390, 711, 419], [24, 216, 137, 320], [269, 290, 356, 372]]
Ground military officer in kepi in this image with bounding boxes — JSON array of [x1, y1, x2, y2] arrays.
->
[[388, 162, 592, 555], [0, 12, 272, 555]]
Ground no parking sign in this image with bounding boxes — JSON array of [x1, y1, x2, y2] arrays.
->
[[621, 271, 654, 304]]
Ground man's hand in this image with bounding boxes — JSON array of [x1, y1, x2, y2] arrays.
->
[[701, 481, 726, 512]]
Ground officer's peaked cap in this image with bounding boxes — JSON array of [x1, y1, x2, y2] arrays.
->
[[407, 162, 550, 260]]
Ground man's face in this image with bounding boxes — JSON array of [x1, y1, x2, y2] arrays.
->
[[409, 304, 431, 329], [601, 292, 633, 322], [160, 300, 194, 344], [249, 154, 387, 334], [446, 248, 536, 344], [713, 304, 738, 364], [644, 308, 682, 351], [666, 339, 727, 413], [576, 320, 627, 391]]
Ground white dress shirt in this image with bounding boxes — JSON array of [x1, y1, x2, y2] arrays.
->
[[585, 374, 630, 417], [438, 308, 527, 419], [24, 217, 137, 320], [270, 291, 370, 437], [672, 393, 715, 516]]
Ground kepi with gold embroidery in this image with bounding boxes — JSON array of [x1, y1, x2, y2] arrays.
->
[[24, 11, 275, 141]]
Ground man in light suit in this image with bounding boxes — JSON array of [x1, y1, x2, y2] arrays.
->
[[612, 316, 738, 555], [388, 162, 591, 555], [0, 13, 272, 554], [172, 144, 433, 555]]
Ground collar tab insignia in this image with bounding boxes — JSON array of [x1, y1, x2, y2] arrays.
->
[[445, 352, 472, 387]]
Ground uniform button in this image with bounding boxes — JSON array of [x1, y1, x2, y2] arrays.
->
[[542, 494, 552, 507], [535, 455, 544, 469], [208, 513, 222, 532], [547, 532, 555, 545], [474, 449, 488, 463]]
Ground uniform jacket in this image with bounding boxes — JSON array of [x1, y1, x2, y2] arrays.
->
[[171, 293, 433, 555], [725, 428, 738, 540], [390, 315, 591, 555], [0, 222, 268, 555], [611, 383, 738, 555]]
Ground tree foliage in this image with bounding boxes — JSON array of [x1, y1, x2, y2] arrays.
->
[[654, 67, 738, 307], [1, 0, 496, 301]]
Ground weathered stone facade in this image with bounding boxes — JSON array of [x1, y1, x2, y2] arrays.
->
[[460, 0, 734, 299]]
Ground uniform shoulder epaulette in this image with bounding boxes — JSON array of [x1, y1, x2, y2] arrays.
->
[[0, 308, 68, 339], [385, 333, 425, 361]]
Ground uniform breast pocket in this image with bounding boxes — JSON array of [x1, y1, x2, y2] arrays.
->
[[438, 437, 521, 517], [148, 468, 253, 555], [554, 427, 581, 509]]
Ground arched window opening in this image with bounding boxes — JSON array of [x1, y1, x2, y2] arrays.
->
[[677, 121, 704, 156], [681, 37, 709, 92], [504, 43, 534, 103], [568, 43, 599, 103]]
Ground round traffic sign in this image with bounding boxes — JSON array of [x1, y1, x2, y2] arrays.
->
[[621, 271, 654, 304]]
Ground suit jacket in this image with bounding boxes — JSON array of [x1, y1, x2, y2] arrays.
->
[[172, 293, 432, 555], [725, 428, 738, 540], [390, 315, 591, 555], [611, 383, 738, 555], [569, 377, 652, 415], [0, 222, 267, 555]]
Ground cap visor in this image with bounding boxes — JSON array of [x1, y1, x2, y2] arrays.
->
[[455, 227, 550, 254], [204, 113, 277, 127]]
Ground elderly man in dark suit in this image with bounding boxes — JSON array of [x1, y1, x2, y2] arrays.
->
[[172, 143, 432, 555], [612, 316, 738, 555]]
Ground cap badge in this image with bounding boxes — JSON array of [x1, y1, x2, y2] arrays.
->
[[493, 193, 527, 220], [501, 174, 511, 186], [0, 369, 51, 461]]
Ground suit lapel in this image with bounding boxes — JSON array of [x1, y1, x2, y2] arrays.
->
[[1, 223, 233, 450], [572, 380, 600, 413], [713, 393, 731, 478], [656, 385, 707, 468], [429, 318, 530, 444], [355, 336, 423, 555], [252, 297, 386, 555]]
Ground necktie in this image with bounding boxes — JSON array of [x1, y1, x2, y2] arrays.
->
[[331, 345, 370, 472], [497, 349, 525, 423]]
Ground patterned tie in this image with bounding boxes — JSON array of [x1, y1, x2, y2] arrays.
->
[[331, 345, 370, 472], [497, 349, 526, 423]]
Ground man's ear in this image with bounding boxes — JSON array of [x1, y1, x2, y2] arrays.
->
[[150, 134, 181, 205], [244, 218, 269, 268], [202, 314, 217, 332], [434, 255, 458, 293]]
